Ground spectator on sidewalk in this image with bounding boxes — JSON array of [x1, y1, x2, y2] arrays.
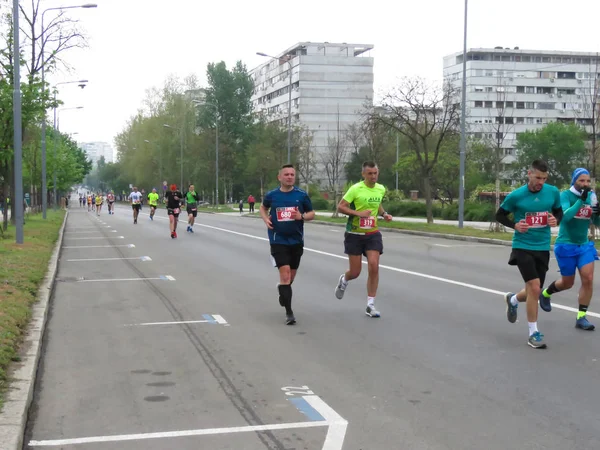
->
[[248, 194, 255, 213]]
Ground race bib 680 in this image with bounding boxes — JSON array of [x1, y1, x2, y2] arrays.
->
[[276, 207, 298, 222]]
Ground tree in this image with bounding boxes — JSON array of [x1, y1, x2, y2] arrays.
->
[[574, 56, 600, 182], [294, 125, 316, 192], [513, 122, 587, 186], [321, 109, 348, 217], [373, 77, 461, 223]]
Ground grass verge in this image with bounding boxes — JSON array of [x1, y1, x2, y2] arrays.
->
[[0, 210, 65, 409]]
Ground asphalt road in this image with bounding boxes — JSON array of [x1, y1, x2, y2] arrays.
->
[[24, 200, 600, 450]]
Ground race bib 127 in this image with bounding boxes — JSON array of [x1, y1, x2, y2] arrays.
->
[[276, 207, 298, 222], [525, 211, 548, 228]]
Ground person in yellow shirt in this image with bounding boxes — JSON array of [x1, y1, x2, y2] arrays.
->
[[95, 193, 103, 216], [147, 188, 159, 221]]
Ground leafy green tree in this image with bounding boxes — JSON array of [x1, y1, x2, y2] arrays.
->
[[513, 122, 587, 186]]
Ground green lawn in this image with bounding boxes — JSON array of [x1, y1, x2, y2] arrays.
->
[[0, 210, 65, 409]]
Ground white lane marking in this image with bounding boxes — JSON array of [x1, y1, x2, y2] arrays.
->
[[193, 222, 600, 319], [65, 236, 124, 240], [125, 319, 217, 326], [76, 276, 174, 283], [305, 395, 348, 450], [64, 257, 152, 262], [329, 229, 341, 232], [63, 244, 135, 249], [433, 243, 504, 248], [65, 231, 104, 235], [28, 421, 327, 447], [212, 314, 228, 324]]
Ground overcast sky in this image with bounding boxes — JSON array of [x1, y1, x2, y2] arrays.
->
[[48, 0, 600, 151]]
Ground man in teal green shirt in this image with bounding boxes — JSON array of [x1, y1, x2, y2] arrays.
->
[[538, 168, 599, 331], [495, 159, 563, 349]]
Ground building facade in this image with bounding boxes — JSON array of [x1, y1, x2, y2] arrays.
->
[[81, 141, 114, 166], [250, 42, 374, 184], [444, 48, 600, 175]]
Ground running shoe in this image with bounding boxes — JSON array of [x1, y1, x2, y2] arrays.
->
[[505, 292, 518, 323], [576, 316, 595, 331], [538, 291, 552, 312], [528, 331, 547, 349], [286, 313, 296, 325], [171, 232, 176, 239], [334, 274, 347, 299], [365, 305, 380, 318]]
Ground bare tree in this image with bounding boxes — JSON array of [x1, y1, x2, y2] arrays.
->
[[361, 116, 390, 165], [294, 125, 316, 192], [374, 77, 460, 223], [345, 122, 364, 157], [321, 108, 348, 218]]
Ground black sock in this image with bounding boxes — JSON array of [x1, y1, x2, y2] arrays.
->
[[545, 281, 561, 295], [579, 304, 589, 313], [278, 284, 292, 314]]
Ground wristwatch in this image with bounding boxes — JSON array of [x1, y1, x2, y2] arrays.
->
[[380, 211, 388, 218]]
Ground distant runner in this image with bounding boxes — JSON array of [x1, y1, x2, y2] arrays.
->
[[128, 187, 143, 225], [165, 184, 184, 238], [147, 188, 159, 221], [106, 191, 115, 215], [185, 184, 200, 233]]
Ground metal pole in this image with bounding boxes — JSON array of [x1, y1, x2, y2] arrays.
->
[[13, 0, 24, 244], [458, 0, 468, 229], [53, 98, 58, 209], [216, 116, 219, 210], [395, 134, 399, 191], [286, 59, 293, 164], [41, 13, 47, 219]]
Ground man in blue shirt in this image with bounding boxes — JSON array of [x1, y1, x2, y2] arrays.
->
[[495, 159, 563, 349], [260, 164, 315, 325]]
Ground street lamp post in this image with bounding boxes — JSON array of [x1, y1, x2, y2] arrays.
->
[[40, 3, 97, 218], [192, 100, 219, 209], [54, 106, 83, 209], [257, 51, 294, 164], [12, 0, 23, 243], [458, 0, 468, 229]]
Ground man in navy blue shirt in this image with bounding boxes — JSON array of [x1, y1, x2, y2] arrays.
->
[[260, 164, 315, 325]]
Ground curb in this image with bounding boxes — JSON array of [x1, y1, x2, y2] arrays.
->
[[0, 210, 69, 450], [239, 214, 513, 247]]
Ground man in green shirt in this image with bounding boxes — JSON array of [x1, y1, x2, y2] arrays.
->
[[334, 161, 392, 318], [495, 159, 563, 349], [185, 184, 200, 233], [538, 168, 599, 331], [147, 188, 159, 221]]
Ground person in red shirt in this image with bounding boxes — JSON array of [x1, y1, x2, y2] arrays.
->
[[248, 194, 255, 213]]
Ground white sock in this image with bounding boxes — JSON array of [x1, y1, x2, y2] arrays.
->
[[341, 275, 348, 286], [510, 295, 519, 306], [528, 322, 538, 336], [367, 296, 375, 307]]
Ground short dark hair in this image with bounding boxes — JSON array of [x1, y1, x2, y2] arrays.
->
[[531, 159, 548, 173], [362, 161, 377, 170], [281, 164, 294, 170]]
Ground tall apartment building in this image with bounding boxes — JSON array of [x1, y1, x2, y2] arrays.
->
[[250, 42, 374, 183], [444, 48, 600, 175], [81, 141, 114, 166]]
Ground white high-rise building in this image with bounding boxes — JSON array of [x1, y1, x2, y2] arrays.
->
[[250, 42, 374, 184], [81, 142, 114, 166], [444, 47, 600, 174]]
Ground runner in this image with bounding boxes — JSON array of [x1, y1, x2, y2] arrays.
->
[[260, 164, 314, 325], [165, 184, 184, 238], [128, 186, 143, 224], [87, 194, 92, 212], [147, 188, 159, 221], [185, 184, 200, 233], [495, 159, 563, 349], [106, 191, 115, 215], [538, 168, 599, 331], [94, 192, 103, 216], [334, 161, 392, 318]]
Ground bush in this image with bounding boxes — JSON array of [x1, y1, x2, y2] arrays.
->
[[385, 190, 406, 202], [385, 201, 442, 218], [311, 197, 329, 210]]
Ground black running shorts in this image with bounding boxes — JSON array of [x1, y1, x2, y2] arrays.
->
[[167, 207, 181, 217], [344, 232, 383, 257], [508, 248, 550, 286], [131, 204, 140, 211], [270, 244, 304, 270], [187, 207, 198, 218]]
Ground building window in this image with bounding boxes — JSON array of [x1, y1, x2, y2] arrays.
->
[[505, 101, 514, 108], [505, 117, 515, 124], [516, 117, 524, 124], [526, 86, 535, 93], [496, 101, 505, 109], [537, 102, 555, 110], [526, 102, 535, 109], [474, 86, 484, 92], [517, 102, 525, 109], [517, 86, 525, 93], [557, 72, 576, 79], [536, 118, 543, 124], [485, 86, 494, 93], [485, 101, 493, 108], [526, 118, 534, 124], [474, 101, 483, 107]]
